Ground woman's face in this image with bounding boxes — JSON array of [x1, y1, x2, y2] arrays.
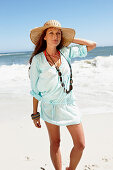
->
[[44, 27, 61, 48]]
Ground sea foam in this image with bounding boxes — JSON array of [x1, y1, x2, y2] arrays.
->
[[0, 55, 112, 93], [0, 55, 113, 114]]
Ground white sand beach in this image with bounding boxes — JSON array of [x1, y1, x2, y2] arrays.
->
[[0, 94, 113, 170]]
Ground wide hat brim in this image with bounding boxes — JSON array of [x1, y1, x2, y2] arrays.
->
[[30, 25, 75, 47]]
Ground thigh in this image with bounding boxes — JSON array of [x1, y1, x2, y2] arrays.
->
[[66, 123, 85, 146], [45, 121, 60, 143]]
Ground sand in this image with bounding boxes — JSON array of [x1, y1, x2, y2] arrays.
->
[[0, 94, 113, 170]]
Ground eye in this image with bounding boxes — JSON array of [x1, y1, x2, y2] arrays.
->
[[57, 32, 61, 35], [49, 32, 53, 34]]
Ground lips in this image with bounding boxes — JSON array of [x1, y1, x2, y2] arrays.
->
[[53, 40, 58, 43]]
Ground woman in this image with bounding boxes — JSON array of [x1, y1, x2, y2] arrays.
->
[[29, 20, 96, 170]]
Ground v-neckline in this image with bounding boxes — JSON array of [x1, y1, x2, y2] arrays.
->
[[42, 51, 62, 69]]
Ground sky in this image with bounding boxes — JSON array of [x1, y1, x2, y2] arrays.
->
[[0, 0, 113, 52]]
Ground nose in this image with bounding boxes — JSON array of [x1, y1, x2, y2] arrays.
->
[[53, 33, 58, 40]]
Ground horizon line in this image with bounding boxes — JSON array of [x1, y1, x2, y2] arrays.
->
[[0, 45, 113, 53]]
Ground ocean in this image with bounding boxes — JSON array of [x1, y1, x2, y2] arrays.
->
[[0, 46, 113, 115], [0, 46, 113, 66]]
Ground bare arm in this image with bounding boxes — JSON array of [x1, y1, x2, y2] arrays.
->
[[32, 97, 41, 128], [33, 97, 39, 114], [72, 38, 96, 52]]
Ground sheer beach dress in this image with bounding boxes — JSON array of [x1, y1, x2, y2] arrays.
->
[[29, 45, 87, 126]]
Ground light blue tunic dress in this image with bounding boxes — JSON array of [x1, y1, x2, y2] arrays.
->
[[29, 45, 87, 126]]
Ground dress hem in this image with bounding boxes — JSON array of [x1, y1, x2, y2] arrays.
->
[[40, 116, 82, 126]]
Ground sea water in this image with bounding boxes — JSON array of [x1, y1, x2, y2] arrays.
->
[[0, 46, 113, 114]]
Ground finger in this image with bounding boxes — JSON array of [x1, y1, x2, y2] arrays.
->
[[34, 120, 38, 127], [37, 119, 41, 128], [33, 119, 41, 128], [38, 119, 41, 127]]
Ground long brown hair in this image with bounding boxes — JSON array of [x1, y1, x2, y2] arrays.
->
[[29, 28, 64, 65]]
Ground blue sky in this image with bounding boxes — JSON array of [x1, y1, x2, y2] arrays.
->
[[0, 0, 113, 52]]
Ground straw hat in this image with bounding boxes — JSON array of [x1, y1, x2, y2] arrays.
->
[[30, 20, 75, 47]]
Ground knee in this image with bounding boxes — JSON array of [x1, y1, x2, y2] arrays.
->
[[50, 139, 61, 151], [75, 142, 85, 151]]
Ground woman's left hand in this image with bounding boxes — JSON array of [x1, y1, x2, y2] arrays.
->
[[72, 38, 96, 52]]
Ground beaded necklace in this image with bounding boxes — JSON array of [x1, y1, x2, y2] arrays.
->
[[45, 50, 73, 94]]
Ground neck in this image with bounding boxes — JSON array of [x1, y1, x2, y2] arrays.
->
[[46, 46, 57, 56]]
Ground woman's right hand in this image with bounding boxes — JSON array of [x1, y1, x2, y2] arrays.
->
[[33, 118, 41, 128]]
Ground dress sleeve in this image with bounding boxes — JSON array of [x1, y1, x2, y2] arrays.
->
[[29, 56, 42, 101], [69, 44, 88, 59]]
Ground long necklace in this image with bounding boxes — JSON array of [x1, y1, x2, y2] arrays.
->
[[45, 50, 73, 94]]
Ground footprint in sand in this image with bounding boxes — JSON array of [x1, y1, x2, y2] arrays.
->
[[40, 167, 45, 170], [84, 164, 99, 170], [102, 156, 109, 162], [25, 156, 30, 161]]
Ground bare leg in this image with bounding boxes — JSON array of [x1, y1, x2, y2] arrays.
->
[[66, 123, 85, 170], [45, 121, 62, 170]]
